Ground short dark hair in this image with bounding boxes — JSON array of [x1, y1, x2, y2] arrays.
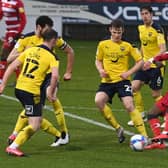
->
[[109, 19, 124, 29], [140, 6, 153, 14], [36, 15, 53, 28], [41, 29, 58, 41]]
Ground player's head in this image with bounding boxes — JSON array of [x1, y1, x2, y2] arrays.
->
[[35, 15, 54, 37], [109, 19, 124, 42], [42, 29, 58, 49], [140, 6, 153, 25]]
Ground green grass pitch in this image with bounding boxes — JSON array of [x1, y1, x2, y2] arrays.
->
[[0, 40, 168, 168]]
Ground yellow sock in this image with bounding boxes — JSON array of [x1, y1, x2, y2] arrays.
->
[[155, 95, 162, 102], [15, 125, 35, 146], [129, 109, 147, 137], [41, 118, 61, 137], [52, 99, 68, 133], [13, 110, 28, 134], [133, 91, 144, 113], [102, 105, 120, 129]]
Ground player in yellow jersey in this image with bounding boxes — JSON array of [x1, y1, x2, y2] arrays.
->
[[95, 19, 148, 143], [128, 6, 167, 127], [7, 16, 74, 147], [0, 29, 60, 156]]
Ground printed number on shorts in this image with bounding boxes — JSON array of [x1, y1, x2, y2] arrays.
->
[[23, 58, 39, 79], [124, 84, 132, 93], [157, 76, 162, 87]]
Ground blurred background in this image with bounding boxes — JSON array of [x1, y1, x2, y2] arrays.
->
[[1, 0, 168, 42]]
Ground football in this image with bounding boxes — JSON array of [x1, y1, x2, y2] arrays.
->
[[130, 134, 147, 151]]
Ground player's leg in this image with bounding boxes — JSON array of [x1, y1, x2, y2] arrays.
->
[[128, 79, 145, 126], [41, 118, 64, 147], [6, 117, 41, 156], [122, 96, 148, 137], [144, 97, 166, 150], [0, 32, 17, 83], [8, 110, 28, 145], [51, 98, 69, 144], [8, 83, 65, 146], [42, 74, 69, 144], [147, 105, 162, 137], [150, 67, 164, 127], [6, 90, 42, 156], [152, 92, 168, 139], [95, 85, 125, 143]]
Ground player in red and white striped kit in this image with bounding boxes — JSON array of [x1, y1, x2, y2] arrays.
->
[[0, 0, 26, 83]]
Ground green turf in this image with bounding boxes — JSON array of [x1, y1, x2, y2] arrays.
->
[[0, 40, 168, 168]]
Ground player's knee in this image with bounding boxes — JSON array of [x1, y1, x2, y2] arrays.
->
[[131, 82, 141, 93], [95, 97, 104, 109], [151, 92, 161, 99], [125, 104, 134, 112], [32, 124, 41, 131]]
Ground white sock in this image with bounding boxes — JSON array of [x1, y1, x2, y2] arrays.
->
[[9, 142, 19, 149]]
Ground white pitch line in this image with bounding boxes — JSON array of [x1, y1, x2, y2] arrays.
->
[[0, 94, 134, 136], [63, 105, 125, 112]]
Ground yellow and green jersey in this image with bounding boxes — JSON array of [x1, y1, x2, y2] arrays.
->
[[138, 23, 166, 67], [16, 45, 59, 95], [96, 39, 142, 83]]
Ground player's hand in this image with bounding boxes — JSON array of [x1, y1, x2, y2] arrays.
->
[[99, 69, 109, 78], [143, 61, 151, 70], [120, 72, 129, 80], [47, 93, 56, 102], [46, 86, 56, 102], [63, 72, 72, 81]]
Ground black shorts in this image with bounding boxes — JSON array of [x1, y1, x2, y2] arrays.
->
[[133, 68, 164, 90], [96, 80, 133, 104], [40, 73, 59, 105], [15, 88, 42, 117], [40, 73, 51, 105]]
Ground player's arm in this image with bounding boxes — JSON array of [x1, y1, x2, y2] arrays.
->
[[147, 52, 168, 64], [121, 59, 144, 80], [129, 59, 144, 75], [62, 44, 74, 81], [143, 43, 167, 70], [121, 45, 143, 79], [47, 66, 59, 102], [95, 42, 109, 78], [144, 52, 168, 70], [7, 47, 20, 64], [0, 59, 21, 93], [95, 59, 109, 78], [153, 52, 168, 61], [156, 31, 167, 56], [7, 35, 27, 63]]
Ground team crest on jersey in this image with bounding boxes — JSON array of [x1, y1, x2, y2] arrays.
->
[[148, 32, 152, 37], [111, 55, 119, 62], [142, 40, 148, 46], [120, 46, 125, 51]]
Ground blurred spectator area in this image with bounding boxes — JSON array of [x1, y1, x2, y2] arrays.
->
[[59, 0, 168, 2], [63, 24, 168, 42]]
